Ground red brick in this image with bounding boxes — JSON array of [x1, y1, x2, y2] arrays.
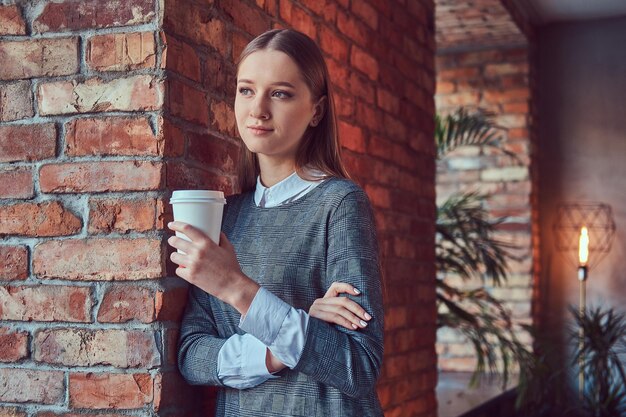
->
[[300, 0, 337, 22], [33, 0, 155, 32], [163, 36, 201, 82], [0, 5, 26, 35], [347, 71, 375, 104], [97, 286, 156, 323], [65, 116, 160, 157], [0, 81, 33, 122], [34, 329, 159, 368], [155, 286, 188, 322], [351, 0, 378, 29], [0, 407, 26, 417], [337, 9, 371, 47], [37, 75, 164, 116], [33, 238, 163, 281], [0, 328, 28, 362], [69, 373, 153, 409], [188, 132, 239, 173], [167, 78, 209, 126], [0, 285, 91, 322], [39, 161, 163, 193], [482, 88, 530, 104], [0, 124, 56, 163], [162, 118, 185, 157], [364, 184, 391, 209], [334, 92, 354, 118], [279, 1, 317, 39], [164, 1, 231, 56], [36, 414, 125, 417], [338, 121, 365, 153], [0, 168, 33, 199], [87, 32, 156, 72], [210, 100, 237, 136], [153, 371, 197, 411], [0, 38, 79, 80], [0, 246, 28, 281], [350, 46, 378, 81], [166, 162, 234, 194], [0, 369, 64, 404], [88, 198, 156, 234], [222, 0, 271, 36], [319, 24, 348, 62], [376, 88, 399, 114], [0, 201, 81, 237]]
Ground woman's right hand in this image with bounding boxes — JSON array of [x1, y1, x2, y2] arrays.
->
[[309, 282, 372, 330]]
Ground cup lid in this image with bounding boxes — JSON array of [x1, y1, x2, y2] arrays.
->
[[170, 190, 226, 204]]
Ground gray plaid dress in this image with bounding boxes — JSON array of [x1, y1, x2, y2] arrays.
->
[[178, 178, 384, 416]]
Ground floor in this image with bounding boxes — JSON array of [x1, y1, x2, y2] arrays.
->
[[436, 372, 516, 417]]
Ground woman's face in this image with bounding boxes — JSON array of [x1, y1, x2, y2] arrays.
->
[[235, 49, 322, 165]]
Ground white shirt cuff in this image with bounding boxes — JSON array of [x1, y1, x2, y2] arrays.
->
[[239, 287, 309, 369], [217, 333, 277, 389]]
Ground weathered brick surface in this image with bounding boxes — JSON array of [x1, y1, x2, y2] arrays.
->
[[33, 238, 162, 281], [0, 246, 28, 280], [0, 407, 26, 417], [87, 32, 156, 72], [33, 0, 156, 32], [97, 286, 156, 323], [34, 329, 160, 368], [0, 81, 33, 122], [0, 369, 64, 404], [0, 201, 81, 237], [0, 168, 33, 199], [69, 373, 153, 409], [37, 75, 164, 115], [88, 198, 156, 234], [0, 124, 56, 163], [0, 329, 28, 362], [0, 38, 79, 80], [39, 161, 163, 193], [65, 117, 161, 157], [0, 285, 91, 322], [0, 5, 26, 35]]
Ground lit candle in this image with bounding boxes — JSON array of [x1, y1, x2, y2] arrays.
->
[[578, 226, 589, 267]]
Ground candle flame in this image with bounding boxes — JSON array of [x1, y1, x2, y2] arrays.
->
[[579, 226, 589, 266]]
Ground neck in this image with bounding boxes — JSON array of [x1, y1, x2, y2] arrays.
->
[[258, 156, 297, 188]]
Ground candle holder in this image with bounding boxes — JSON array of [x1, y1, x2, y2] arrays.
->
[[553, 202, 615, 399]]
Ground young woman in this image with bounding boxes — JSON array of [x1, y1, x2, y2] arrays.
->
[[168, 29, 384, 416]]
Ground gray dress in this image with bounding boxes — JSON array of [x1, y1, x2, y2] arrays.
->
[[178, 178, 384, 416]]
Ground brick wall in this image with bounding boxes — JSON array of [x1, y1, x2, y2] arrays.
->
[[435, 47, 533, 371], [1, 0, 437, 416]]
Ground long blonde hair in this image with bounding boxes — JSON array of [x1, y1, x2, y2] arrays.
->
[[235, 29, 349, 193]]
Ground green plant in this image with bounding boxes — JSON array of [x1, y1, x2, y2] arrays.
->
[[515, 306, 626, 417], [435, 107, 531, 387]]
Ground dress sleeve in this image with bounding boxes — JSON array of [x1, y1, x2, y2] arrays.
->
[[292, 189, 385, 398], [177, 285, 229, 386]]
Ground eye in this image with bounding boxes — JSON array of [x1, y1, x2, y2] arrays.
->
[[238, 87, 253, 96], [272, 90, 293, 99]]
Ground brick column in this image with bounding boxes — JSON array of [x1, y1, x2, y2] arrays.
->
[[1, 1, 438, 416]]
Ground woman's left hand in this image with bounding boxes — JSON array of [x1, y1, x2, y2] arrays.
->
[[167, 221, 259, 315]]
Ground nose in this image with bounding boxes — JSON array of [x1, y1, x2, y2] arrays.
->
[[250, 96, 270, 120]]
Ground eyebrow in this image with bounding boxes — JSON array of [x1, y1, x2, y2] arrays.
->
[[237, 79, 296, 89]]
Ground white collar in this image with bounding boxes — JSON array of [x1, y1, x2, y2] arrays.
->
[[254, 170, 325, 208]]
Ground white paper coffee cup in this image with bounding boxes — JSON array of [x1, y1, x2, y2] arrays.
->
[[170, 190, 226, 245]]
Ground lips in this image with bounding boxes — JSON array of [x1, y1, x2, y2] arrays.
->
[[247, 125, 274, 135]]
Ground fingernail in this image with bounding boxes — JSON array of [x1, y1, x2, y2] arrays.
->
[[168, 222, 173, 227], [360, 320, 368, 327], [352, 323, 358, 329], [353, 288, 361, 294], [364, 312, 372, 320]]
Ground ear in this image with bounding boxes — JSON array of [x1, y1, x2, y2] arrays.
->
[[310, 96, 327, 127]]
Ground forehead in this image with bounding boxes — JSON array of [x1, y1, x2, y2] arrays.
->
[[237, 49, 304, 85]]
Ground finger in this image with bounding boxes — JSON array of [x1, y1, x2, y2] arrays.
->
[[175, 266, 191, 282], [168, 222, 212, 244], [317, 297, 372, 321], [317, 302, 368, 328], [324, 282, 361, 298], [168, 235, 195, 253], [310, 308, 359, 330], [170, 251, 187, 267]]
